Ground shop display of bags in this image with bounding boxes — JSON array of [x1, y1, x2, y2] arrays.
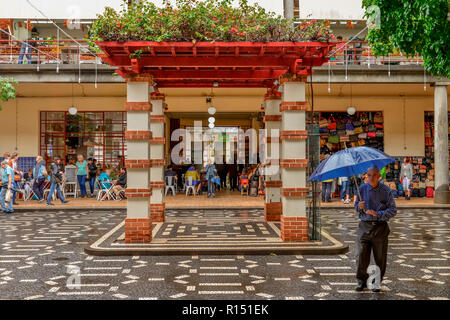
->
[[358, 133, 367, 139], [374, 112, 383, 123], [419, 188, 426, 197], [319, 111, 393, 168], [337, 121, 346, 130], [319, 119, 329, 128], [346, 121, 354, 131], [328, 135, 339, 144], [354, 126, 363, 134], [328, 116, 337, 131], [360, 112, 369, 124]]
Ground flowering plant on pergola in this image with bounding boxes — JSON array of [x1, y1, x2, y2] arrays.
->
[[90, 0, 334, 88], [90, 0, 334, 43]]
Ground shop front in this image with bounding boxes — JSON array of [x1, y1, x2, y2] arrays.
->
[[40, 111, 126, 168], [318, 111, 385, 157]]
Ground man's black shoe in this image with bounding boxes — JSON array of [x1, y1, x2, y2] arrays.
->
[[371, 288, 381, 293], [355, 280, 367, 291]]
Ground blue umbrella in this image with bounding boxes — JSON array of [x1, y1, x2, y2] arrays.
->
[[308, 147, 395, 198]]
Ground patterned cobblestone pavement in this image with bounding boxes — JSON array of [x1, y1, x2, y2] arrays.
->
[[0, 208, 448, 300]]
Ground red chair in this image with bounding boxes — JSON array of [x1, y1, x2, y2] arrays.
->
[[240, 178, 249, 195]]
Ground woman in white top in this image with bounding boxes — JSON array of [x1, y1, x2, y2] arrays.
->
[[400, 157, 413, 200]]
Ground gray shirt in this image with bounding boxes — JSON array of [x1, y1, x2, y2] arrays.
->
[[400, 163, 413, 180]]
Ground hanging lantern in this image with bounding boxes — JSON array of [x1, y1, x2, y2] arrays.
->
[[208, 106, 216, 115], [347, 107, 356, 116], [68, 107, 78, 115]]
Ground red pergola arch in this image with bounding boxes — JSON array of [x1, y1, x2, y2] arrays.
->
[[98, 41, 333, 87]]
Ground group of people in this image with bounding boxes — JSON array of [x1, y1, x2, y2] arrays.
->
[[1, 152, 68, 213], [165, 161, 265, 197], [0, 152, 129, 213]]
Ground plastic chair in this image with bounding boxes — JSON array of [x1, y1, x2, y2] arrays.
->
[[97, 179, 116, 201], [165, 176, 176, 196], [64, 165, 77, 198], [185, 176, 196, 196], [23, 180, 37, 201], [43, 180, 56, 201]]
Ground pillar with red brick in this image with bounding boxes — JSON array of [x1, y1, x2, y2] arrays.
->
[[279, 76, 309, 242], [124, 77, 153, 243], [149, 91, 166, 222], [263, 90, 282, 222]]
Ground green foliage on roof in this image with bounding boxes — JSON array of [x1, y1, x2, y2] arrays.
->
[[89, 0, 334, 43]]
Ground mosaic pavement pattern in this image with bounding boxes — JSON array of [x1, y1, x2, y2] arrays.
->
[[0, 208, 448, 300], [88, 209, 343, 254]]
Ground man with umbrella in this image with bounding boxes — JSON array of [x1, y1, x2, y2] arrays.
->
[[309, 147, 398, 293], [354, 166, 397, 292]]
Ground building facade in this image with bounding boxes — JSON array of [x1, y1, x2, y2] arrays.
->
[[0, 0, 449, 205]]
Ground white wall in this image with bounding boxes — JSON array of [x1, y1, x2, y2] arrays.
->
[[2, 0, 363, 20], [0, 0, 124, 19], [299, 0, 364, 20]]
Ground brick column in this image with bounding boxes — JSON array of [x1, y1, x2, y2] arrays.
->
[[279, 77, 309, 242], [263, 91, 282, 221], [149, 91, 166, 222], [124, 78, 152, 243]]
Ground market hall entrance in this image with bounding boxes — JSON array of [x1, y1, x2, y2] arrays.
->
[[165, 111, 265, 203]]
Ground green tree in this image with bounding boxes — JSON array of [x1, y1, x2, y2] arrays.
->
[[0, 77, 18, 111], [363, 0, 450, 78]]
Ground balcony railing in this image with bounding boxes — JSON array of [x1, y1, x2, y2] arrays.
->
[[0, 39, 99, 65], [0, 39, 423, 67], [329, 41, 423, 66]]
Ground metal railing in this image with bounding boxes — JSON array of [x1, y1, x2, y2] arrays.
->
[[0, 39, 99, 65], [329, 41, 423, 66], [0, 39, 423, 66]]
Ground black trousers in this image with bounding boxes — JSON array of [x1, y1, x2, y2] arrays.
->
[[33, 177, 45, 200], [356, 221, 390, 282], [230, 175, 238, 191]]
